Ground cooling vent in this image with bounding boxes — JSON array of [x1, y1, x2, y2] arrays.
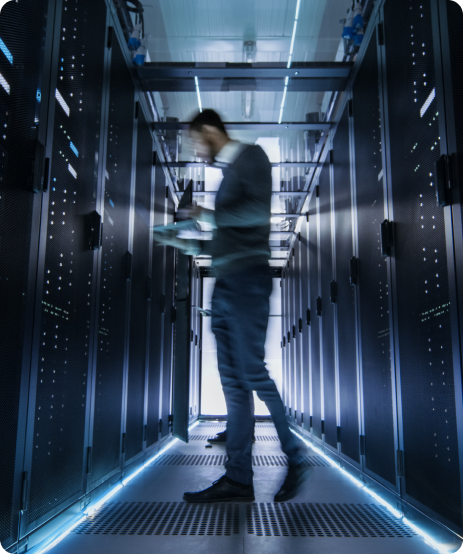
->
[[247, 503, 417, 538], [150, 454, 329, 467], [74, 502, 240, 536], [189, 435, 279, 442]]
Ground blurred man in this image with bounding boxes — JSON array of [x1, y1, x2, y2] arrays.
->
[[157, 109, 308, 503]]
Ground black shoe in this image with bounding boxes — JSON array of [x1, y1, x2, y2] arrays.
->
[[183, 475, 255, 503], [207, 430, 227, 444], [207, 430, 256, 444], [274, 462, 311, 502]]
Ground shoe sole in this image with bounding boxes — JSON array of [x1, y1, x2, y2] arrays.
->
[[273, 470, 311, 503], [183, 496, 255, 503]]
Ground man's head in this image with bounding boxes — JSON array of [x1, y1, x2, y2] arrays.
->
[[189, 109, 230, 161]]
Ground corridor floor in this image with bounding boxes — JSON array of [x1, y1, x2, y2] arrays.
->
[[50, 422, 439, 554]]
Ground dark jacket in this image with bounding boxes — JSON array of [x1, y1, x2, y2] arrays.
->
[[200, 144, 272, 278]]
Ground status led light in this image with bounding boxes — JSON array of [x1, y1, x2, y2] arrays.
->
[[0, 72, 10, 95], [70, 142, 79, 157], [0, 37, 12, 64], [55, 89, 70, 116], [68, 164, 77, 179], [420, 87, 436, 118], [291, 429, 454, 554]]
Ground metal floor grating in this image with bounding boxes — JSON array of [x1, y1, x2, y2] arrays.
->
[[246, 503, 417, 538], [189, 435, 279, 442], [150, 454, 331, 467], [72, 502, 416, 539], [73, 502, 240, 536]]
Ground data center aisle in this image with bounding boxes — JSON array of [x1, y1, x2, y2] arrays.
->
[[50, 422, 436, 554]]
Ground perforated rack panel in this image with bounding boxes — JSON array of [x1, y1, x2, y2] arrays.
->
[[353, 29, 396, 486], [0, 0, 50, 544], [319, 163, 336, 449], [384, 0, 462, 528], [146, 161, 165, 447], [28, 0, 107, 525], [300, 219, 310, 431], [126, 106, 151, 462], [309, 187, 321, 439], [333, 106, 359, 464], [91, 35, 133, 486]]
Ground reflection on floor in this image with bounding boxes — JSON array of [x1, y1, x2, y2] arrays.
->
[[50, 422, 437, 554]]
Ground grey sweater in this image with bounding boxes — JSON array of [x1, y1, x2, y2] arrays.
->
[[200, 144, 272, 279]]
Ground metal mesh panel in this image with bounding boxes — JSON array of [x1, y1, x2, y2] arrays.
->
[[0, 0, 49, 543], [146, 162, 165, 447], [309, 189, 321, 439], [294, 238, 302, 425], [29, 0, 107, 524], [319, 167, 336, 448], [246, 503, 416, 538], [333, 106, 359, 464], [91, 37, 133, 485], [353, 31, 396, 485], [73, 501, 240, 536], [126, 108, 152, 461], [384, 0, 461, 527]]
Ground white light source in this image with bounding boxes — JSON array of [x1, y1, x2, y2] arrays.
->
[[420, 87, 436, 118], [195, 76, 203, 113], [291, 429, 454, 554], [55, 88, 70, 116], [0, 72, 10, 95], [287, 0, 301, 69]]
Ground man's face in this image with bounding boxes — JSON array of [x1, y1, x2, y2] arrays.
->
[[189, 129, 213, 162]]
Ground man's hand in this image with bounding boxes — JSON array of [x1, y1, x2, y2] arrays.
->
[[177, 204, 217, 228], [153, 230, 201, 256]]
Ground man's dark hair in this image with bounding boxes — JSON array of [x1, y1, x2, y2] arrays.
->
[[189, 109, 228, 135]]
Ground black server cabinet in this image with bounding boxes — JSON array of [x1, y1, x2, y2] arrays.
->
[[23, 0, 109, 535], [300, 217, 311, 432], [125, 104, 152, 462], [353, 22, 397, 489], [319, 161, 337, 449], [90, 29, 132, 488], [146, 161, 166, 447], [309, 186, 322, 439], [294, 235, 303, 426], [281, 269, 286, 410], [0, 0, 55, 548], [382, 0, 463, 532], [333, 105, 360, 466], [288, 244, 294, 417]]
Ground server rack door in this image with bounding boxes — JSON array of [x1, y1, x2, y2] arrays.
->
[[24, 0, 108, 534], [0, 0, 54, 547], [161, 195, 175, 438], [125, 105, 151, 462], [309, 188, 322, 439], [281, 271, 286, 409], [90, 28, 133, 487], [353, 24, 397, 489], [195, 268, 201, 416], [146, 161, 165, 447], [333, 105, 360, 466], [284, 267, 290, 413], [382, 0, 463, 531], [319, 163, 336, 449], [188, 265, 195, 421], [300, 218, 311, 432]]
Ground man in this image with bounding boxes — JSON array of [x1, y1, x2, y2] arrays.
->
[[157, 109, 309, 502]]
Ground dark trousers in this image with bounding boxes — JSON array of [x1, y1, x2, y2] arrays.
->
[[211, 265, 303, 485]]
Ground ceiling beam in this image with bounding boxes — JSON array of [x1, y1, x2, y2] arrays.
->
[[154, 122, 332, 131], [138, 62, 352, 92]]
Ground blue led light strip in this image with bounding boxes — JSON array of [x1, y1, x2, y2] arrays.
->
[[0, 37, 13, 64], [33, 421, 200, 554], [70, 142, 79, 157], [290, 429, 455, 554]]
